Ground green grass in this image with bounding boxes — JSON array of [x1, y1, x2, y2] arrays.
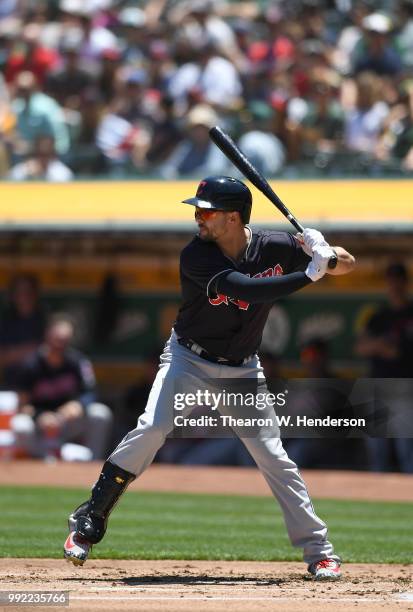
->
[[0, 486, 412, 563]]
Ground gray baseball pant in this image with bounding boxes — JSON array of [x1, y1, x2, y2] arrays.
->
[[109, 330, 339, 565]]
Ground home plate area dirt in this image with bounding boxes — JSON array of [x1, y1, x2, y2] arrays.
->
[[0, 559, 412, 612], [1, 464, 413, 610]]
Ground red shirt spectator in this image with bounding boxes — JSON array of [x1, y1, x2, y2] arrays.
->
[[5, 23, 59, 86]]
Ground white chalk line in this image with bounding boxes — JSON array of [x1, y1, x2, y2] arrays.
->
[[70, 595, 385, 603], [67, 584, 321, 591], [397, 592, 413, 601]]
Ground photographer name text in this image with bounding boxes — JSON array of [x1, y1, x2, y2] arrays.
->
[[174, 414, 366, 428]]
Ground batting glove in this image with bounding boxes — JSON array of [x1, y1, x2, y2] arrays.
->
[[305, 244, 336, 282], [297, 228, 329, 257]]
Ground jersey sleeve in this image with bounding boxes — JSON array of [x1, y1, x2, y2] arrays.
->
[[216, 270, 311, 303], [180, 243, 234, 297]]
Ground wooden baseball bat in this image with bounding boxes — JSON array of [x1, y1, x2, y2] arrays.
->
[[209, 126, 337, 269]]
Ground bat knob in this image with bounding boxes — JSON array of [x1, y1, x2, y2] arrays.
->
[[328, 254, 338, 269]]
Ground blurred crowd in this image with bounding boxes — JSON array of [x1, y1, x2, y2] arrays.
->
[[1, 0, 413, 180], [0, 261, 412, 472], [0, 277, 113, 461]]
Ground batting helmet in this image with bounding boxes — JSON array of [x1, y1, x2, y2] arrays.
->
[[182, 176, 252, 224]]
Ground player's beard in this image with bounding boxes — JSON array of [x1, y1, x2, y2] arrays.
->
[[198, 226, 217, 242], [199, 233, 215, 242]]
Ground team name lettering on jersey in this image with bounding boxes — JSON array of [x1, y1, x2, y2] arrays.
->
[[209, 264, 283, 310]]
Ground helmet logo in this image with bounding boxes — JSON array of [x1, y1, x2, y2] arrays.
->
[[197, 180, 207, 196]]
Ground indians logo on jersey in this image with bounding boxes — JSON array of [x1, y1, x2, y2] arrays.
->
[[209, 264, 283, 310]]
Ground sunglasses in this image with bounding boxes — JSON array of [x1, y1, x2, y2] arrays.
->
[[194, 208, 219, 221]]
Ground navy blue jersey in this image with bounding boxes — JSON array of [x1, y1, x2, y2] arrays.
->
[[17, 347, 96, 414], [174, 227, 310, 360]]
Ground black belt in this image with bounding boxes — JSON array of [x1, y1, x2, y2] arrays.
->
[[177, 337, 254, 367]]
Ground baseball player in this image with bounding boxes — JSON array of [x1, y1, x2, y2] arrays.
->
[[64, 176, 355, 579]]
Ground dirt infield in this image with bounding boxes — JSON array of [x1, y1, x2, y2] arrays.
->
[[1, 463, 412, 611], [0, 559, 412, 612], [1, 460, 413, 502]]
